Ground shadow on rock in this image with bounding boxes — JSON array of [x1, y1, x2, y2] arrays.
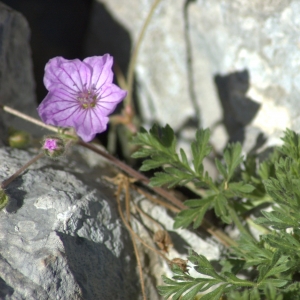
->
[[56, 231, 139, 300], [5, 175, 26, 213], [214, 70, 261, 144]]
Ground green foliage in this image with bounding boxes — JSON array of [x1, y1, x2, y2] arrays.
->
[[132, 124, 255, 226], [157, 250, 254, 300], [132, 126, 300, 299], [132, 124, 211, 188]]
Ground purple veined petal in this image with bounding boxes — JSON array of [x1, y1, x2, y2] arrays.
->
[[44, 57, 75, 90], [44, 57, 93, 94], [74, 109, 109, 142], [83, 54, 114, 90], [37, 89, 81, 128], [96, 84, 127, 116]]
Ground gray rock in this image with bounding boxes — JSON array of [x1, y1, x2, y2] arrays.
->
[[88, 0, 298, 151], [0, 143, 223, 300], [0, 146, 139, 300], [0, 2, 38, 137]]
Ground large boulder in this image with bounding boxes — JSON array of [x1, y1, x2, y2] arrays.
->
[[0, 146, 139, 299], [87, 0, 298, 151]]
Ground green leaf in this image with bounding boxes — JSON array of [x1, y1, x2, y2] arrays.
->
[[150, 123, 177, 153], [249, 288, 260, 300], [149, 172, 178, 187], [256, 250, 290, 287], [199, 284, 226, 300], [139, 155, 170, 171], [224, 272, 253, 287], [258, 160, 275, 181], [255, 210, 299, 230], [180, 282, 206, 300], [232, 235, 273, 268], [149, 167, 195, 188], [174, 196, 214, 229], [227, 290, 252, 300], [261, 232, 300, 257], [131, 124, 179, 165], [131, 147, 157, 158], [264, 283, 277, 300], [280, 129, 300, 161], [189, 252, 224, 280], [214, 193, 231, 223], [180, 148, 190, 169], [229, 182, 255, 194], [191, 128, 211, 175], [171, 282, 196, 300], [260, 279, 289, 289], [215, 158, 227, 178], [223, 143, 243, 181], [174, 208, 201, 229], [193, 202, 212, 229]]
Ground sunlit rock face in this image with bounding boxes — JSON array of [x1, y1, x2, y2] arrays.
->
[[87, 0, 297, 152]]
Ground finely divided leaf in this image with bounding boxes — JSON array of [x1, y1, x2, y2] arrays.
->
[[191, 128, 212, 175], [229, 182, 255, 194], [255, 210, 299, 229], [199, 285, 226, 300], [214, 193, 232, 223], [280, 129, 300, 161], [150, 167, 194, 188], [215, 158, 227, 178], [174, 196, 214, 229], [139, 154, 171, 171], [223, 143, 243, 181]]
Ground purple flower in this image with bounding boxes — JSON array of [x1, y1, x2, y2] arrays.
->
[[37, 54, 127, 142]]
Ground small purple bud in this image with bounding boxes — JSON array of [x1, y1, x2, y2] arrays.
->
[[42, 136, 65, 158]]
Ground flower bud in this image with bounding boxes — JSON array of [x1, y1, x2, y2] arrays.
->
[[8, 128, 31, 149], [0, 189, 9, 211], [42, 135, 65, 158]]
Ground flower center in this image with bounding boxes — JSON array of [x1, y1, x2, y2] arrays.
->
[[77, 86, 98, 109]]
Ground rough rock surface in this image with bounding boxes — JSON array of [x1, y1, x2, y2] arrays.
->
[[0, 2, 38, 136], [0, 146, 139, 300], [88, 0, 298, 151], [0, 144, 222, 300]]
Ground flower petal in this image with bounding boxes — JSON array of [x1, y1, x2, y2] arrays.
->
[[83, 54, 114, 90], [74, 109, 109, 142], [37, 89, 80, 128], [96, 84, 127, 115], [44, 57, 92, 93]]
